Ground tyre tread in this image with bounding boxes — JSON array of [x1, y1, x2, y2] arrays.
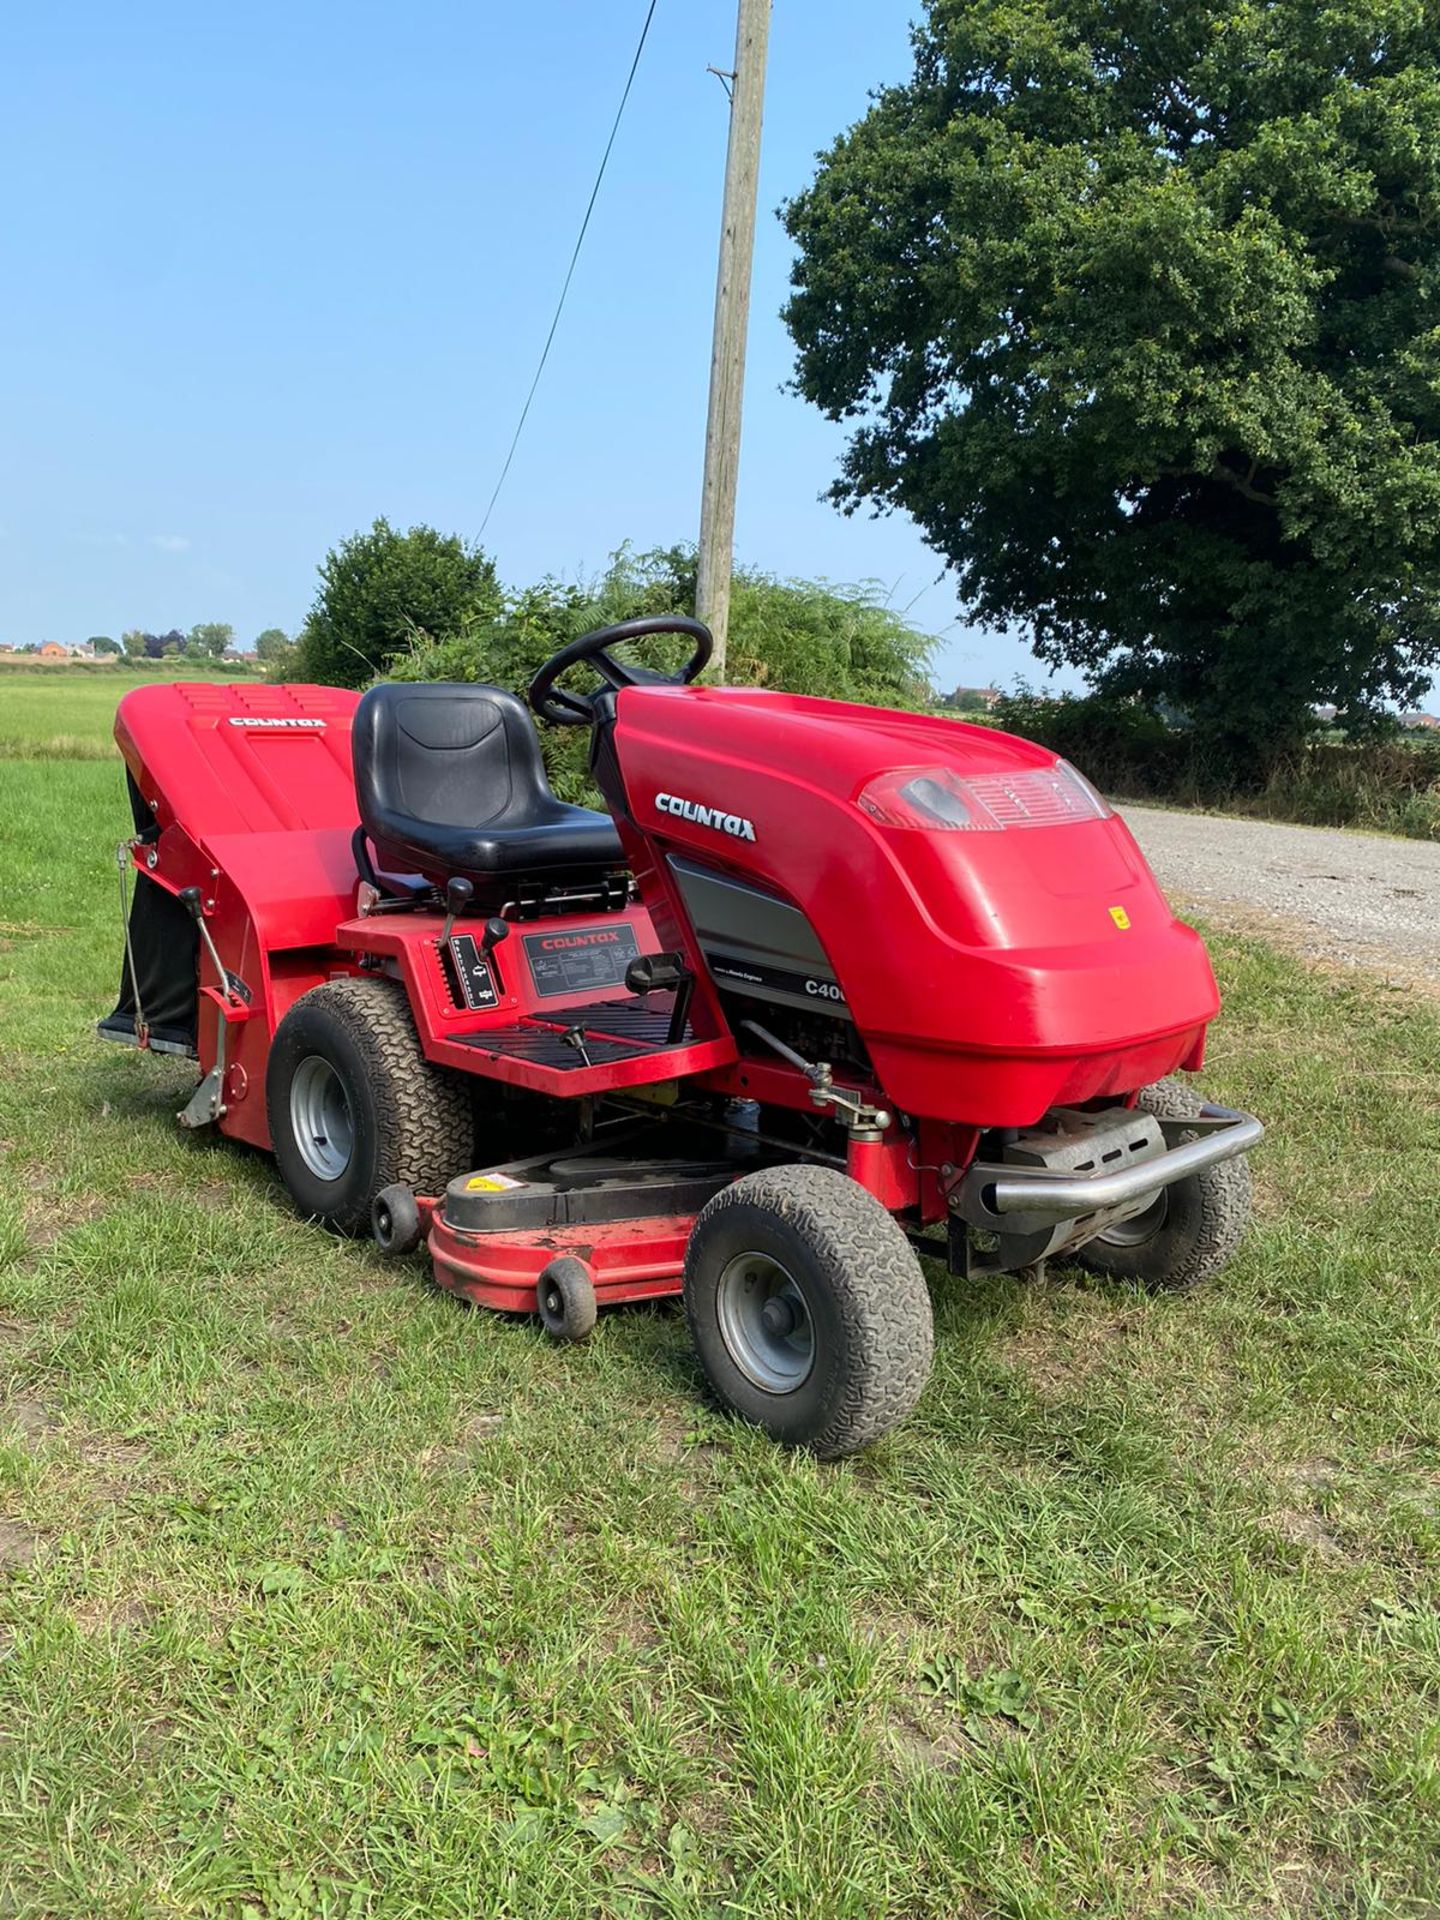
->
[[686, 1165, 933, 1457], [1076, 1078, 1252, 1292], [272, 976, 473, 1229]]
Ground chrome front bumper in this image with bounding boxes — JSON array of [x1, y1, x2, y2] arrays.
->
[[960, 1103, 1264, 1225]]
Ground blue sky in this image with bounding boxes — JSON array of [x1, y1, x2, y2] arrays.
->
[[0, 1, 1056, 692]]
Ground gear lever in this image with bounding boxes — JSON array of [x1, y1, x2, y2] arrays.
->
[[440, 876, 474, 945]]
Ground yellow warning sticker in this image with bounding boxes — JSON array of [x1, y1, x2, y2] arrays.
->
[[1109, 906, 1132, 931], [465, 1173, 525, 1193]]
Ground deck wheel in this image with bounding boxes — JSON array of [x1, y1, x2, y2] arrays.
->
[[537, 1257, 598, 1342], [373, 1183, 422, 1256]]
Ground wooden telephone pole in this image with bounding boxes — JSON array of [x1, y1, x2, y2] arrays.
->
[[695, 0, 772, 681]]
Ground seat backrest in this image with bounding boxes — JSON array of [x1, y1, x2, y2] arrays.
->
[[353, 682, 554, 838]]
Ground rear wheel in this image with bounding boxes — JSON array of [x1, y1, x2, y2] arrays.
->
[[1073, 1079, 1252, 1292], [684, 1166, 933, 1458], [266, 977, 474, 1233]]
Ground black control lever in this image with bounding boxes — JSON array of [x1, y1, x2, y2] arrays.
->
[[440, 876, 474, 945], [480, 916, 511, 959], [178, 885, 237, 1003], [626, 951, 694, 1046]]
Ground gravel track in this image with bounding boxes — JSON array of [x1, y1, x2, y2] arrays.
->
[[1122, 806, 1440, 988]]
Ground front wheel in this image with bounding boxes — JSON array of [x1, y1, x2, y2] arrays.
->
[[684, 1166, 934, 1459], [1073, 1079, 1253, 1292]]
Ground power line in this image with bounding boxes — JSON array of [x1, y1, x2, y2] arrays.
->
[[479, 0, 661, 540]]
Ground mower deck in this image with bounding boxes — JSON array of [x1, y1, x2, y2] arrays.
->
[[423, 1140, 750, 1315], [428, 1213, 693, 1315]]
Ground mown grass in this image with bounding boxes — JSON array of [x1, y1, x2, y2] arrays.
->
[[2, 756, 1439, 1918], [0, 667, 261, 761]]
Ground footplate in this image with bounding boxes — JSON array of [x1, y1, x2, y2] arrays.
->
[[442, 997, 735, 1096]]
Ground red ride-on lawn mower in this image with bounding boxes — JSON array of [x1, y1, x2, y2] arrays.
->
[[100, 618, 1261, 1456]]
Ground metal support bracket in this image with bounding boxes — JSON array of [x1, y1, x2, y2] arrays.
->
[[178, 1001, 229, 1130]]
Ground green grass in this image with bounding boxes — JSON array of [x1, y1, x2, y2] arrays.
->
[[2, 756, 1439, 1918], [0, 666, 261, 761]]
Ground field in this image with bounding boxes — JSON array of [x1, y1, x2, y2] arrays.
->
[[0, 665, 261, 761], [1, 676, 1439, 1918]]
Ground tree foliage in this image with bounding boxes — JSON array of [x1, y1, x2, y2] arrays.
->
[[389, 545, 935, 803], [88, 635, 120, 655], [295, 519, 501, 687], [783, 0, 1440, 772], [188, 622, 234, 658], [122, 628, 186, 659], [254, 626, 294, 667]]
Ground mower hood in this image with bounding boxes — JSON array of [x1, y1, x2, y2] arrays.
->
[[611, 686, 1218, 1126]]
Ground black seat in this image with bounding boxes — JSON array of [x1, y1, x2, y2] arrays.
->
[[352, 682, 624, 885]]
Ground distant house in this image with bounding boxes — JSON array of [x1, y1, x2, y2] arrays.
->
[[38, 641, 69, 660], [948, 685, 1002, 712], [220, 648, 249, 663], [1399, 712, 1440, 731]]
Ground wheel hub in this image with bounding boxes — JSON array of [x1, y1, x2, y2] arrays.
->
[[289, 1055, 354, 1182], [761, 1296, 797, 1338], [1096, 1188, 1170, 1248], [715, 1253, 815, 1394]]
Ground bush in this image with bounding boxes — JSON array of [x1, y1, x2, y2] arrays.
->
[[387, 545, 935, 803], [989, 689, 1192, 797], [294, 520, 502, 688], [987, 689, 1440, 839]]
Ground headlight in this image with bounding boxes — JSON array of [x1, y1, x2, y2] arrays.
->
[[856, 760, 1113, 833]]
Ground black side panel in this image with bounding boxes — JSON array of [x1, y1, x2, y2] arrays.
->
[[668, 855, 852, 1020], [97, 772, 199, 1055]]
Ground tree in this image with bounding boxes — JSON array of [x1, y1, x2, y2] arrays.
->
[[121, 629, 185, 659], [254, 627, 291, 662], [88, 635, 120, 655], [783, 0, 1440, 775], [295, 519, 501, 687], [189, 621, 234, 658]]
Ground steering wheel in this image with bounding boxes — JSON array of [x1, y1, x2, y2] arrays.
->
[[527, 616, 714, 727]]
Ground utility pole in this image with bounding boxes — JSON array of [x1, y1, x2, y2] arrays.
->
[[695, 0, 771, 681]]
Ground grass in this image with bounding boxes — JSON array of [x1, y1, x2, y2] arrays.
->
[[1149, 745, 1440, 844], [2, 745, 1439, 1915], [0, 667, 261, 761]]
